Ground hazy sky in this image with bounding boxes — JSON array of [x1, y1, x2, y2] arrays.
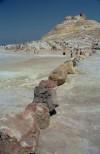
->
[[0, 0, 100, 44]]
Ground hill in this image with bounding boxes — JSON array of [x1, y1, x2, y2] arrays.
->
[[4, 14, 100, 53], [43, 14, 100, 41]]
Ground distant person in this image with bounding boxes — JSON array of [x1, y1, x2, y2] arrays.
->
[[70, 49, 73, 58], [75, 50, 79, 56], [34, 47, 36, 54], [80, 50, 83, 55], [52, 46, 57, 51], [80, 13, 83, 17], [63, 52, 66, 55], [71, 51, 72, 58]]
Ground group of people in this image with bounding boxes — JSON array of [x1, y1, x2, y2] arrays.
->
[[62, 47, 86, 58], [70, 47, 85, 58], [72, 47, 96, 60]]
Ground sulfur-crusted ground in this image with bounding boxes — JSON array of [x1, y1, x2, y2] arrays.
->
[[0, 51, 100, 154]]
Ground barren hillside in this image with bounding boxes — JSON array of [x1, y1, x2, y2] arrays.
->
[[43, 14, 100, 41]]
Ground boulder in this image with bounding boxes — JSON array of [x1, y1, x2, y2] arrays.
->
[[49, 60, 76, 86], [49, 64, 68, 86], [39, 80, 57, 89], [64, 60, 76, 74], [49, 67, 67, 86], [0, 112, 39, 154], [0, 102, 51, 153], [0, 103, 50, 154], [25, 103, 50, 129], [33, 80, 57, 115]]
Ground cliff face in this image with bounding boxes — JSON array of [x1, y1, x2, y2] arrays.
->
[[42, 15, 100, 41]]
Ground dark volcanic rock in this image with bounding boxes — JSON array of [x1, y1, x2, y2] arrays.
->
[[33, 80, 58, 116]]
